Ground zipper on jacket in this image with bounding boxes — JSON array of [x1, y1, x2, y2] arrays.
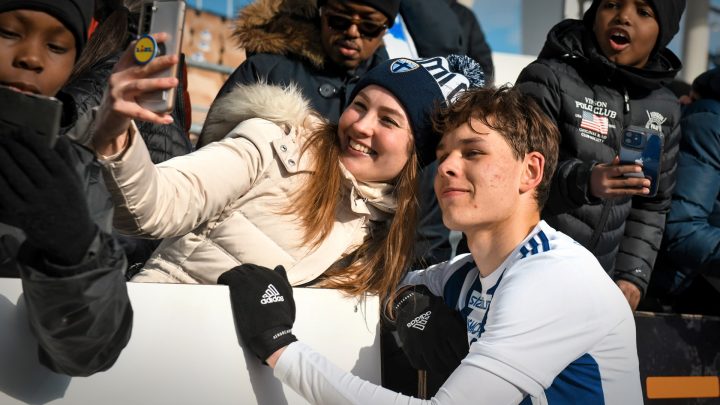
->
[[623, 90, 630, 114], [590, 87, 629, 250], [587, 87, 631, 252], [617, 87, 632, 152]]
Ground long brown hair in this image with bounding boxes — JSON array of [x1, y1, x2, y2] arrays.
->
[[69, 0, 142, 83], [292, 121, 419, 303]]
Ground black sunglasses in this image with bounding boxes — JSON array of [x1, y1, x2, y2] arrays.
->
[[321, 8, 388, 38]]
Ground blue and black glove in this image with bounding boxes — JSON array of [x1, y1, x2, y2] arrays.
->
[[218, 264, 297, 361], [0, 127, 97, 267], [394, 285, 469, 376]]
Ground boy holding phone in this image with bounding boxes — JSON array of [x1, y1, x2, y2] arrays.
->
[[0, 0, 132, 376], [516, 0, 685, 310]]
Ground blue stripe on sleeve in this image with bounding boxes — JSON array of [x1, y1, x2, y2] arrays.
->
[[443, 261, 475, 309], [519, 246, 530, 258], [529, 238, 539, 255], [545, 353, 604, 404], [538, 230, 550, 251]]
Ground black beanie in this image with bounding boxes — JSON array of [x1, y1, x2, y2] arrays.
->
[[0, 0, 94, 58], [348, 55, 485, 167], [583, 0, 686, 59], [317, 0, 401, 27]]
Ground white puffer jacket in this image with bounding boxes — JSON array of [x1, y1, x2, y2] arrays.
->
[[100, 84, 396, 285]]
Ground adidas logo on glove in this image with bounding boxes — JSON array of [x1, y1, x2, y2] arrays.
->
[[260, 284, 285, 304], [407, 310, 432, 330]]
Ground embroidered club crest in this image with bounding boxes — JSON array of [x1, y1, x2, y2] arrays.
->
[[390, 59, 420, 73], [645, 111, 666, 132]]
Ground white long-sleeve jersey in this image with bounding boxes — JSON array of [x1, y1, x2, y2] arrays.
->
[[274, 221, 643, 404]]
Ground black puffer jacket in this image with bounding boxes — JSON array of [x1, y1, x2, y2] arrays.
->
[[0, 132, 132, 376], [198, 0, 387, 148], [58, 54, 192, 164], [516, 20, 682, 296]]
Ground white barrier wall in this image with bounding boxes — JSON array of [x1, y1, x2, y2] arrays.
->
[[492, 52, 537, 86], [0, 280, 380, 405]]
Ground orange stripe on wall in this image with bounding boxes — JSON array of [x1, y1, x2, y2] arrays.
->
[[646, 376, 720, 399]]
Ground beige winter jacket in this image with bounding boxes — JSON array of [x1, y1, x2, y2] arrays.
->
[[99, 84, 396, 285]]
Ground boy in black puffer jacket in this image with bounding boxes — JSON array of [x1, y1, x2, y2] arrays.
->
[[516, 0, 685, 310]]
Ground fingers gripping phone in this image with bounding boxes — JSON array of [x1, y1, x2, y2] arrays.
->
[[0, 85, 62, 148], [137, 0, 186, 113], [618, 126, 664, 198]]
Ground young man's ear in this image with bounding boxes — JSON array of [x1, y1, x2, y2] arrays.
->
[[519, 151, 544, 194]]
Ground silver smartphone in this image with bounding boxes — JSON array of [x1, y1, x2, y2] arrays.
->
[[0, 85, 62, 148], [137, 0, 186, 113]]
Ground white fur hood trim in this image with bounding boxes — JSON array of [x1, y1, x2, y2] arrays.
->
[[201, 83, 313, 145]]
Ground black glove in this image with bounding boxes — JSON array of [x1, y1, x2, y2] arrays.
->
[[0, 127, 97, 266], [394, 285, 469, 376], [218, 264, 298, 361]]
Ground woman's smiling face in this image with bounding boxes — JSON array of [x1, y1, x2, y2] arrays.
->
[[338, 85, 413, 182]]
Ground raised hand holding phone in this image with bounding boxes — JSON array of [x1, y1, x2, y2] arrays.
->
[[135, 0, 186, 113], [590, 156, 651, 199], [92, 32, 178, 156]]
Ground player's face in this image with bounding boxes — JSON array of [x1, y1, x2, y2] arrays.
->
[[593, 0, 659, 68], [0, 10, 76, 96], [434, 119, 526, 233], [338, 84, 413, 182]]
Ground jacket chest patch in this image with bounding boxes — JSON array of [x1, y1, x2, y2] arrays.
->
[[644, 111, 667, 132], [574, 97, 617, 143]]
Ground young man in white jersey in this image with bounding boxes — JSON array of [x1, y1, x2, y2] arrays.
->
[[217, 86, 643, 404]]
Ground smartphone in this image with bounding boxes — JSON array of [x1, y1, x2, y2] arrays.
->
[[618, 126, 664, 197], [0, 85, 62, 148], [137, 0, 186, 113]]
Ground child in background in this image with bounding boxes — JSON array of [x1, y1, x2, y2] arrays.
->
[[0, 0, 132, 376], [515, 0, 685, 310]]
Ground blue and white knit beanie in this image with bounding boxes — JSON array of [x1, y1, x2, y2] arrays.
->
[[349, 54, 485, 167]]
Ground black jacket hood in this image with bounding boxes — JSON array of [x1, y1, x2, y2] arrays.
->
[[539, 19, 682, 91]]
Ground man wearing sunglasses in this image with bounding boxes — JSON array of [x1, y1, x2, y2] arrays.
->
[[198, 0, 399, 148]]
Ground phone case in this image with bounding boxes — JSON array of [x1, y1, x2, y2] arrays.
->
[[137, 0, 186, 113], [0, 85, 61, 147], [618, 126, 664, 197]]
